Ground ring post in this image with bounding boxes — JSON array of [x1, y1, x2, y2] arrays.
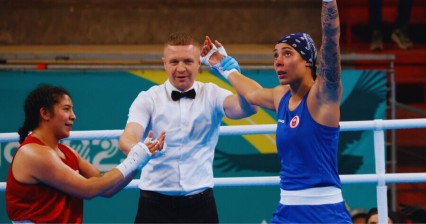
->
[[374, 119, 388, 224]]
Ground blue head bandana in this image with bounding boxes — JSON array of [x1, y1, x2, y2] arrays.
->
[[276, 33, 317, 69]]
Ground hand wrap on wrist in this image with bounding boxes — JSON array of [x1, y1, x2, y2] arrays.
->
[[116, 142, 151, 177], [200, 45, 228, 67], [213, 56, 241, 79]]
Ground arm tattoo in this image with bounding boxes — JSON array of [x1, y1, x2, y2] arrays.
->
[[319, 1, 341, 91]]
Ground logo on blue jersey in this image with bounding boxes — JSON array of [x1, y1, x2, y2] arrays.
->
[[290, 115, 300, 128]]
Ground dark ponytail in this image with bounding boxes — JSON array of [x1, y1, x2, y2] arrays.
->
[[18, 122, 31, 144], [312, 66, 317, 81]]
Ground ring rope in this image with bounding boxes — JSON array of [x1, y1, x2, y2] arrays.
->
[[1, 118, 426, 218], [1, 118, 426, 143], [1, 173, 426, 193]]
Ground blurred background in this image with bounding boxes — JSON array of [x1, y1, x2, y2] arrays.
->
[[0, 0, 425, 223]]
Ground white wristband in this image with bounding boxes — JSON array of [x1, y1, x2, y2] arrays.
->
[[223, 68, 239, 79], [116, 142, 151, 177], [211, 64, 228, 79], [323, 0, 332, 2]]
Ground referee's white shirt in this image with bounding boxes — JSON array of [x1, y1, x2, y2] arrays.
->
[[127, 80, 232, 196]]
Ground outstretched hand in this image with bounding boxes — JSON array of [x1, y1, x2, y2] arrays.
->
[[201, 36, 241, 79], [201, 36, 226, 66], [116, 130, 166, 177], [144, 130, 166, 156]]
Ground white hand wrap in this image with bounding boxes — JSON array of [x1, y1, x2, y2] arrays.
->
[[223, 68, 239, 79], [217, 46, 228, 57], [213, 55, 241, 79], [116, 142, 151, 177], [211, 65, 239, 79], [200, 45, 228, 67]]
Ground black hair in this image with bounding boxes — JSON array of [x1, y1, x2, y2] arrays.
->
[[366, 208, 400, 223], [312, 66, 317, 80], [18, 84, 70, 143]]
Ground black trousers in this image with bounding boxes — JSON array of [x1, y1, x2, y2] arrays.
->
[[134, 188, 219, 223]]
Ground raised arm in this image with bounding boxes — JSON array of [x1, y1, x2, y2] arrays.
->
[[223, 93, 257, 119], [201, 36, 278, 111], [307, 0, 341, 127], [317, 0, 341, 101]]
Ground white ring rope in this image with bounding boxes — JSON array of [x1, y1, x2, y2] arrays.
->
[[1, 173, 426, 192], [1, 118, 426, 221], [119, 173, 426, 190], [1, 118, 426, 143]]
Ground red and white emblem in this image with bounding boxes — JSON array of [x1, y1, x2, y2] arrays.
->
[[290, 115, 300, 128]]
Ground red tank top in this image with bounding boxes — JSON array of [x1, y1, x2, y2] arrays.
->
[[6, 135, 83, 223]]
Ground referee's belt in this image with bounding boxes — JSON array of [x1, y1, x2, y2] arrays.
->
[[140, 188, 213, 204]]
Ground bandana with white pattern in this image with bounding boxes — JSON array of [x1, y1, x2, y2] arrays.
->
[[277, 33, 317, 69]]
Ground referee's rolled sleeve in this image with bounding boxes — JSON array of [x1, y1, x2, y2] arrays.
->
[[127, 91, 152, 129]]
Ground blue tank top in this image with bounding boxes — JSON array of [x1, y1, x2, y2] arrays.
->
[[276, 90, 341, 190]]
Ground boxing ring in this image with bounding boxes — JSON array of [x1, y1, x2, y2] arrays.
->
[[1, 118, 426, 223], [0, 52, 423, 222]]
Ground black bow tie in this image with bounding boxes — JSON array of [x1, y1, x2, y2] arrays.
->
[[171, 89, 196, 101]]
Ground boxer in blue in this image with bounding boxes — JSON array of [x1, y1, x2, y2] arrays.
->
[[201, 0, 352, 222]]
